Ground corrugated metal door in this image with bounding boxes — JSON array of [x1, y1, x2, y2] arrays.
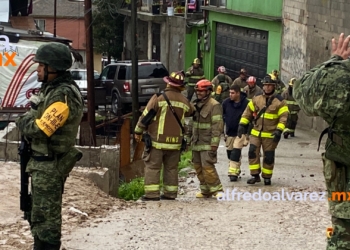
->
[[215, 23, 268, 82]]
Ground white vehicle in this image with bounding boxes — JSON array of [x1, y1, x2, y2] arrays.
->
[[68, 68, 100, 98]]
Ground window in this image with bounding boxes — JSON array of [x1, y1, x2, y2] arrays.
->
[[138, 64, 169, 79], [107, 66, 117, 80], [117, 66, 126, 80], [35, 19, 46, 31]]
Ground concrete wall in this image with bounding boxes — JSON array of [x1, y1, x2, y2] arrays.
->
[[160, 17, 186, 73], [282, 0, 350, 132], [124, 18, 148, 60]]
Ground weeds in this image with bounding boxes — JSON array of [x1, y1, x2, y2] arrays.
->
[[118, 177, 145, 201], [118, 150, 194, 201]]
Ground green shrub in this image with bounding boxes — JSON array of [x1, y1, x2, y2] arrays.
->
[[178, 150, 193, 171], [118, 177, 145, 201]]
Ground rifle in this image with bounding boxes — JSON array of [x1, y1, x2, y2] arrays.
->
[[18, 135, 32, 221]]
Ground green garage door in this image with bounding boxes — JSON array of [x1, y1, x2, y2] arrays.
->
[[215, 23, 268, 83]]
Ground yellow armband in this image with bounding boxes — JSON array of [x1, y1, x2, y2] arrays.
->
[[35, 100, 69, 137]]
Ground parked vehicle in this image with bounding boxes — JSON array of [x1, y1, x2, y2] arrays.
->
[[69, 69, 100, 98], [94, 60, 169, 114]]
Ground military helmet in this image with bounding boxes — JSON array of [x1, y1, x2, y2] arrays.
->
[[262, 75, 277, 85], [289, 78, 296, 86], [33, 42, 72, 71]]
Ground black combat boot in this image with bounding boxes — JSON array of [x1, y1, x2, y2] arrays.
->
[[33, 237, 45, 250], [247, 175, 261, 184], [264, 178, 271, 185], [229, 175, 238, 182], [44, 242, 61, 250]]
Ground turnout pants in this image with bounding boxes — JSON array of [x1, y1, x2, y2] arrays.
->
[[226, 135, 248, 176], [248, 136, 278, 179], [287, 113, 298, 132], [187, 85, 195, 101], [192, 150, 223, 195], [143, 147, 181, 199]]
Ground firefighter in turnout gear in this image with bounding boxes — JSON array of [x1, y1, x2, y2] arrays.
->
[[244, 76, 263, 137], [243, 76, 263, 101], [282, 78, 300, 139], [232, 68, 248, 91], [185, 58, 205, 101], [186, 79, 224, 198], [238, 75, 289, 185], [222, 85, 249, 181], [211, 66, 232, 103], [134, 71, 194, 201], [269, 70, 286, 94]]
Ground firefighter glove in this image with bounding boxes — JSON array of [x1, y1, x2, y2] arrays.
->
[[237, 124, 248, 138], [211, 146, 218, 152], [272, 129, 282, 143]]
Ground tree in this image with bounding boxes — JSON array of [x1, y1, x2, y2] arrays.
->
[[92, 0, 124, 63]]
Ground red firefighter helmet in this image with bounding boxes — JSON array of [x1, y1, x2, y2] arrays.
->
[[217, 66, 226, 73], [195, 79, 213, 91], [247, 76, 256, 84]]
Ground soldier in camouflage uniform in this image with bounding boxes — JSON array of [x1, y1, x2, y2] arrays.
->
[[186, 79, 224, 198], [16, 42, 83, 250], [294, 33, 350, 250]]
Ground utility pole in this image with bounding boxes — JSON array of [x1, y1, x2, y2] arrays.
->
[[85, 0, 96, 146], [54, 0, 57, 37], [131, 0, 139, 133]]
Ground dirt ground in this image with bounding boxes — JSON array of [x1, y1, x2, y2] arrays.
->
[[0, 128, 331, 250]]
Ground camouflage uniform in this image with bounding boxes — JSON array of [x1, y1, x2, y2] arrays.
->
[[212, 74, 231, 103], [187, 96, 224, 196], [15, 42, 83, 249], [294, 54, 350, 250]]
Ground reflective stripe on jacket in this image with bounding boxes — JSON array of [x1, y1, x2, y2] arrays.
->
[[135, 87, 194, 150], [239, 93, 289, 138], [187, 97, 224, 151], [186, 66, 205, 85]]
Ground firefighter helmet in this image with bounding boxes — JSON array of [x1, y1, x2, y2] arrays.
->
[[195, 79, 213, 91], [240, 68, 247, 75], [247, 76, 256, 84], [163, 71, 185, 86], [193, 58, 201, 64], [262, 75, 277, 85], [289, 78, 296, 86], [217, 66, 226, 73]]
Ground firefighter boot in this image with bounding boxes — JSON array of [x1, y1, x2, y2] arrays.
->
[[33, 237, 45, 250], [264, 178, 271, 186], [283, 132, 289, 139], [247, 174, 261, 184], [229, 175, 238, 182], [290, 132, 295, 137]]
